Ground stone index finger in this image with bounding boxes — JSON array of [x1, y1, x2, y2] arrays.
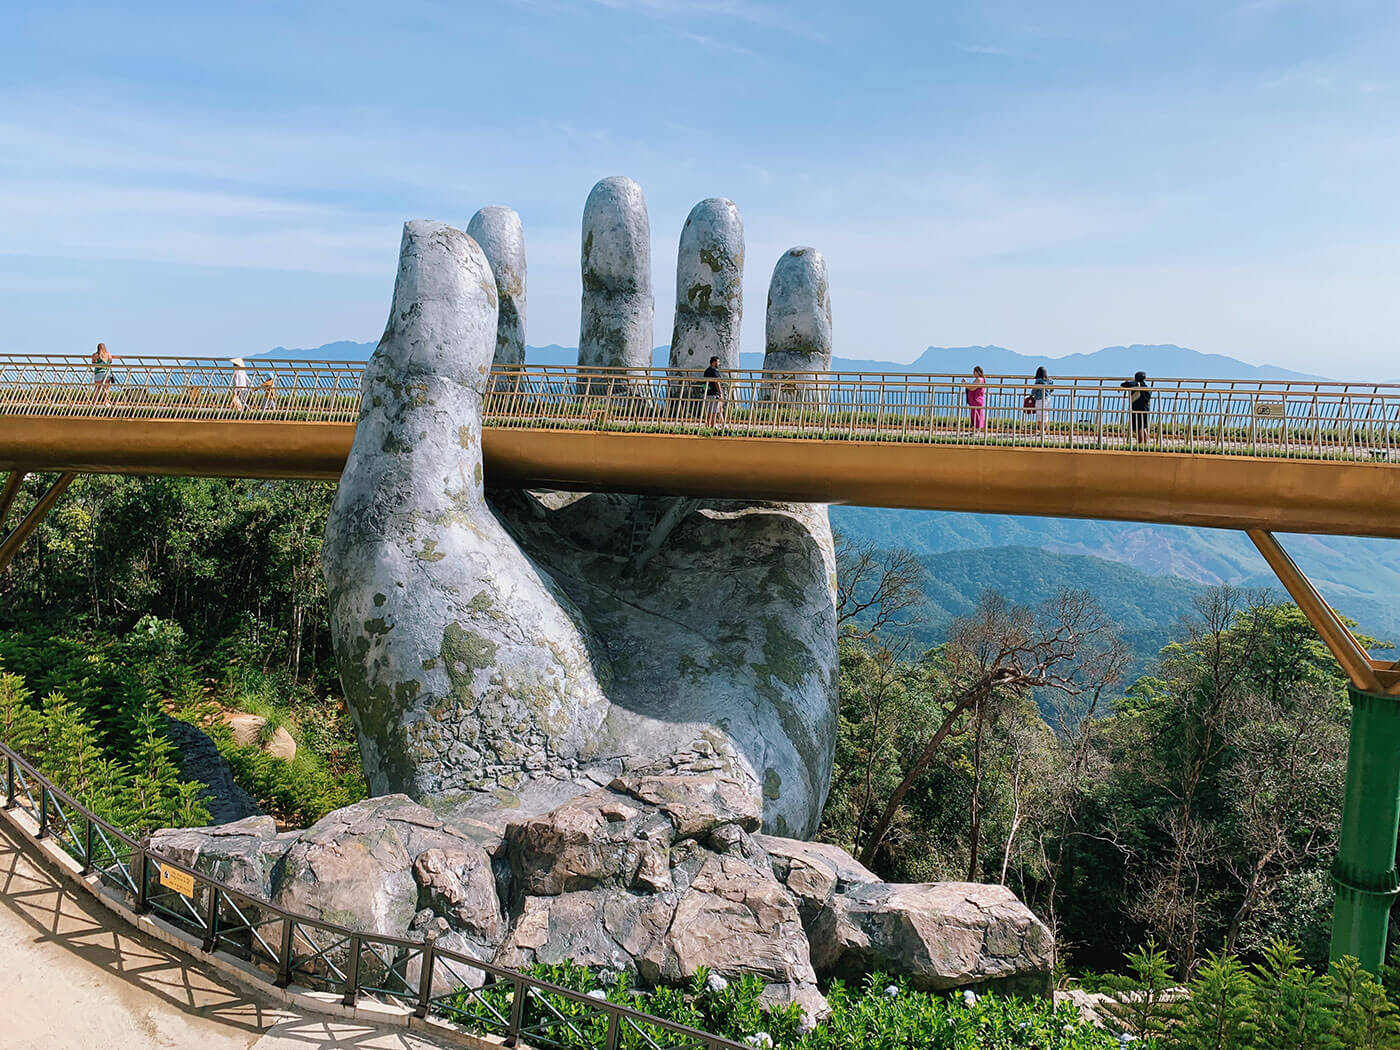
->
[[579, 176, 654, 375], [764, 247, 832, 376], [467, 206, 526, 369]]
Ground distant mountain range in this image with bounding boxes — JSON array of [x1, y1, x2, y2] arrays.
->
[[829, 508, 1400, 654], [262, 339, 1391, 660], [260, 340, 1327, 383]]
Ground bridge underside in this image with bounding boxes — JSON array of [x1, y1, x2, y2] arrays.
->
[[1, 415, 1397, 539]]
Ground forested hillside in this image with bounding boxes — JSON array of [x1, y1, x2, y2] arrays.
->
[[831, 506, 1400, 645], [880, 546, 1200, 681]]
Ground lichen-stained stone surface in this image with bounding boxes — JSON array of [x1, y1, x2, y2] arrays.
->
[[324, 211, 838, 837], [491, 781, 827, 1020], [756, 832, 879, 928], [497, 489, 838, 839], [668, 197, 744, 374], [466, 206, 527, 369], [321, 220, 611, 799], [764, 247, 832, 378], [578, 176, 653, 381]]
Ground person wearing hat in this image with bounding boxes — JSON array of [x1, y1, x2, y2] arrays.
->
[[230, 357, 249, 411], [1120, 370, 1151, 444]]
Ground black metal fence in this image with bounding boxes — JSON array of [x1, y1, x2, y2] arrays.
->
[[1, 740, 749, 1050]]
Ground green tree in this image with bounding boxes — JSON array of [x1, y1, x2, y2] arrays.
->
[[1331, 955, 1399, 1050], [1102, 940, 1177, 1041], [1170, 952, 1254, 1050], [1248, 940, 1340, 1050]]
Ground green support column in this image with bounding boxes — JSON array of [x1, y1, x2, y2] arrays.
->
[[1331, 685, 1400, 972]]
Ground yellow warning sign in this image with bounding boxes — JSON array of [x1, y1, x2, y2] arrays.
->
[[158, 863, 196, 898]]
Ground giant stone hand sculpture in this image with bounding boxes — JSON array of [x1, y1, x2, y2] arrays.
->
[[324, 181, 839, 838]]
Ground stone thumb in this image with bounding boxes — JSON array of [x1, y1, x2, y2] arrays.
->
[[348, 220, 498, 517]]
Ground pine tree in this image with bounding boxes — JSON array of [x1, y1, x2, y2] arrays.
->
[[1248, 939, 1341, 1050], [1104, 940, 1178, 1041], [124, 695, 193, 834], [1331, 955, 1399, 1050], [37, 691, 106, 799], [1169, 952, 1253, 1050], [0, 669, 40, 754]]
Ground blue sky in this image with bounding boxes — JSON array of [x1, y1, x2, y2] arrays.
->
[[2, 1, 1399, 375]]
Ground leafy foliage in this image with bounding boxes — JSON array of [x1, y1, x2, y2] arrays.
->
[[445, 963, 1122, 1050]]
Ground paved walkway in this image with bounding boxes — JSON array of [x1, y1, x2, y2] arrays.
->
[[0, 818, 445, 1050]]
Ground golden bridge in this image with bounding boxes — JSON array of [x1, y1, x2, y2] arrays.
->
[[2, 352, 1400, 969], [2, 355, 1398, 535]]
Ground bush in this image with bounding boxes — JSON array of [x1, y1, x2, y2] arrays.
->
[[0, 664, 209, 835], [443, 964, 1120, 1050]]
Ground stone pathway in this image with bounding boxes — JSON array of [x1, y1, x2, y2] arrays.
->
[[0, 818, 446, 1050]]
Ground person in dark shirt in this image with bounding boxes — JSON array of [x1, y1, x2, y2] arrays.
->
[[1121, 370, 1151, 444], [702, 355, 726, 430]]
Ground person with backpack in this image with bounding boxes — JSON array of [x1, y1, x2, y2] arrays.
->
[[1121, 370, 1151, 444], [1027, 365, 1053, 439]]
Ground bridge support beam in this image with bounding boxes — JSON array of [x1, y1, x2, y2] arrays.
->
[[0, 470, 26, 530], [1247, 528, 1400, 972], [0, 472, 75, 572], [1331, 685, 1400, 972]]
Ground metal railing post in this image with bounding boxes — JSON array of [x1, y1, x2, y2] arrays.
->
[[37, 786, 47, 838], [81, 815, 94, 875], [506, 975, 526, 1047], [342, 935, 362, 1007], [604, 1010, 621, 1050], [415, 932, 437, 1019], [201, 885, 220, 953], [275, 918, 295, 988], [134, 843, 150, 914], [4, 754, 13, 809]]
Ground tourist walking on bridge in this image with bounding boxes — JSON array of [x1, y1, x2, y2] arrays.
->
[[1028, 366, 1053, 439], [703, 356, 726, 430], [257, 370, 277, 411], [230, 357, 249, 411], [964, 366, 987, 433], [90, 342, 119, 405], [1121, 370, 1151, 444]]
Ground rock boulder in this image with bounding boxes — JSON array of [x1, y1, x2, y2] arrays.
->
[[808, 881, 1054, 996]]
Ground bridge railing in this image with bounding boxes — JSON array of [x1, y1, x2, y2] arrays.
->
[[485, 365, 1400, 461], [0, 739, 749, 1050], [0, 355, 364, 422], [2, 356, 1398, 461]]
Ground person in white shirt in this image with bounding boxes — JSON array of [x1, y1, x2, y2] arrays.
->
[[230, 357, 249, 411]]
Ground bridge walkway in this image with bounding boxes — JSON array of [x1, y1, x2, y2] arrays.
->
[[0, 816, 445, 1049]]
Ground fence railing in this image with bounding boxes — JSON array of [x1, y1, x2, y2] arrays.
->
[[3, 355, 1399, 463], [0, 355, 364, 422], [0, 739, 749, 1050]]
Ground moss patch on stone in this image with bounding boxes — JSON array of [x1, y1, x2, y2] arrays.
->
[[763, 767, 782, 801]]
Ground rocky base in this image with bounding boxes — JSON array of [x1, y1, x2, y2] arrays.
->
[[150, 776, 1052, 1019]]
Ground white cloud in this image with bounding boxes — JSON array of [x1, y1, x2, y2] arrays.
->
[[958, 43, 1018, 56]]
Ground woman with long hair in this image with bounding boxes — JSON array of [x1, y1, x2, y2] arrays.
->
[[1030, 365, 1053, 439], [964, 365, 987, 433], [90, 342, 118, 405]]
